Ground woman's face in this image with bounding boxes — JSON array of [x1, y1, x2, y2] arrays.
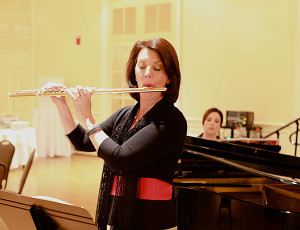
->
[[203, 112, 222, 137], [135, 48, 170, 92]]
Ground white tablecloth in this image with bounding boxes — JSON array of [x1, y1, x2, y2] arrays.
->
[[32, 108, 74, 158], [0, 127, 36, 169]]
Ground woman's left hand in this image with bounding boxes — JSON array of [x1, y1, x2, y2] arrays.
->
[[68, 85, 95, 124]]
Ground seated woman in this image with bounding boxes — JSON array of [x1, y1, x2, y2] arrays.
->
[[198, 108, 223, 140]]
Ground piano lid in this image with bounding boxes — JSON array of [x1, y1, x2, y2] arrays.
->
[[183, 136, 300, 185]]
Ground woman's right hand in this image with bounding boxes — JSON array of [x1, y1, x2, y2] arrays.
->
[[41, 82, 68, 105], [42, 82, 78, 134]]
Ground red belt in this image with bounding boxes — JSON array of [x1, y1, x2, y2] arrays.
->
[[110, 176, 172, 200]]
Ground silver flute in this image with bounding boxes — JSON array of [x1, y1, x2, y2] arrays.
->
[[8, 87, 167, 97]]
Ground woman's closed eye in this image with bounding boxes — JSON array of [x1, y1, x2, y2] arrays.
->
[[138, 62, 146, 69], [138, 62, 162, 71], [153, 64, 162, 71]]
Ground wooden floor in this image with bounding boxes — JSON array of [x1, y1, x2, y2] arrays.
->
[[5, 153, 104, 221]]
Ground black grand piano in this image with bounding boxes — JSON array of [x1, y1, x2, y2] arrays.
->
[[174, 136, 300, 230]]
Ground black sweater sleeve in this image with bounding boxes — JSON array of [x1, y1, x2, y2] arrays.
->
[[66, 124, 96, 152], [66, 107, 129, 152], [66, 105, 187, 172], [98, 107, 187, 172]]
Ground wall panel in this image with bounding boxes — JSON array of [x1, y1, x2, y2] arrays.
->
[[0, 0, 35, 123]]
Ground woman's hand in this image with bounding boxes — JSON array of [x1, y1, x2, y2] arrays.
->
[[68, 85, 95, 125], [41, 82, 78, 134], [41, 82, 68, 105]]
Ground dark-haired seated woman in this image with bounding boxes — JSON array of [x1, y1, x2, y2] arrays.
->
[[198, 108, 223, 140]]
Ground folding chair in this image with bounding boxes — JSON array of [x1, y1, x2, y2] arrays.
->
[[18, 148, 35, 194], [0, 140, 15, 189]]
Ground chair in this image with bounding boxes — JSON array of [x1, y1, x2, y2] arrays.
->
[[0, 164, 5, 185], [0, 140, 15, 189], [18, 148, 35, 194]]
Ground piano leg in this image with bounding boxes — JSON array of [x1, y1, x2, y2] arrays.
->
[[218, 197, 232, 230]]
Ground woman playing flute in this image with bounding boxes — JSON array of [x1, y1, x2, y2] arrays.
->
[[44, 37, 187, 230]]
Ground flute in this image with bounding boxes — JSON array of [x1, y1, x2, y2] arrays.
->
[[8, 87, 167, 97]]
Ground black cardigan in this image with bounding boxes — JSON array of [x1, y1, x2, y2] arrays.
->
[[67, 99, 187, 229]]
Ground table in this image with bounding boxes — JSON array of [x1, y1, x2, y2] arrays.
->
[[32, 108, 74, 158], [0, 127, 37, 169]]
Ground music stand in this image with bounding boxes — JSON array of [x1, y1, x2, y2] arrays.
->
[[0, 190, 97, 230]]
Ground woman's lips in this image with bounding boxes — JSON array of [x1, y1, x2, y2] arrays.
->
[[143, 84, 154, 88]]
